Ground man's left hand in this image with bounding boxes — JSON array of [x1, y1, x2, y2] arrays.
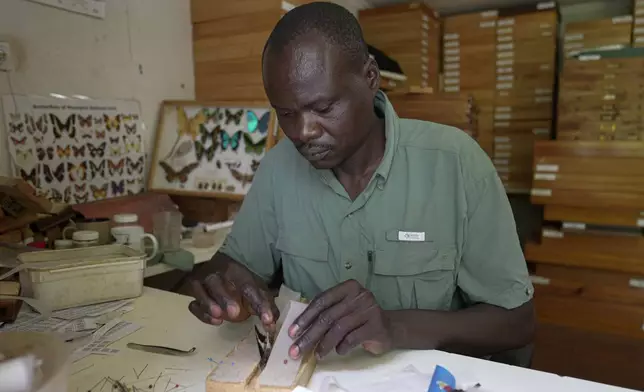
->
[[287, 280, 393, 359]]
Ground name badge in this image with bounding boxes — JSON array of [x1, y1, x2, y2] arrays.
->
[[398, 231, 426, 242]]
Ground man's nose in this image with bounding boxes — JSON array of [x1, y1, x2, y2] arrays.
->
[[297, 114, 322, 144]]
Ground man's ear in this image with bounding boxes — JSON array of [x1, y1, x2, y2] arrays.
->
[[364, 56, 381, 93]]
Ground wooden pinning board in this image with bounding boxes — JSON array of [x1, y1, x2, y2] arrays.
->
[[207, 301, 316, 392]]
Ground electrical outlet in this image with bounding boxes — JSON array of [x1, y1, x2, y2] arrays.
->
[[0, 42, 15, 72]]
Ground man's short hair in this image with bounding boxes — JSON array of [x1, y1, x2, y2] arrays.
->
[[262, 2, 369, 69]]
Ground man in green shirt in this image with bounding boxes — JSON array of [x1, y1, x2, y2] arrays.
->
[[189, 2, 535, 361]]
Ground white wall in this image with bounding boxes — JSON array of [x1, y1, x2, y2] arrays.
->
[[0, 0, 195, 177]]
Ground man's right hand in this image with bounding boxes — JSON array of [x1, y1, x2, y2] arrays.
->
[[188, 253, 280, 332]]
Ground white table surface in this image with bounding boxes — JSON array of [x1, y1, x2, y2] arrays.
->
[[67, 288, 638, 392]]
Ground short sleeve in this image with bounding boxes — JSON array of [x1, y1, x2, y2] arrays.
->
[[218, 157, 281, 282], [457, 173, 534, 309]]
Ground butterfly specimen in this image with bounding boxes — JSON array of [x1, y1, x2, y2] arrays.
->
[[95, 130, 106, 139], [108, 136, 119, 145], [75, 192, 89, 204], [126, 179, 136, 185], [51, 114, 76, 139], [87, 142, 107, 158], [43, 163, 65, 184], [91, 184, 108, 200], [20, 168, 38, 186], [127, 156, 144, 175], [63, 186, 72, 204], [159, 161, 199, 184], [216, 160, 222, 169], [26, 114, 49, 135], [247, 111, 270, 134], [50, 188, 64, 203], [242, 133, 267, 155], [200, 124, 221, 143], [34, 137, 43, 144], [37, 147, 54, 160], [14, 148, 33, 162], [73, 145, 86, 158], [90, 160, 106, 179], [125, 124, 136, 134], [104, 114, 121, 132], [68, 161, 87, 182], [225, 109, 243, 125], [111, 180, 125, 196], [124, 135, 142, 153], [251, 159, 260, 172], [110, 146, 122, 157], [108, 159, 125, 176], [56, 145, 72, 159], [78, 115, 92, 127], [228, 166, 255, 187], [195, 141, 217, 162], [219, 130, 243, 152], [121, 114, 134, 122], [94, 117, 104, 125], [75, 183, 87, 192], [9, 123, 24, 133], [176, 107, 206, 140], [11, 136, 27, 145], [203, 108, 222, 123]]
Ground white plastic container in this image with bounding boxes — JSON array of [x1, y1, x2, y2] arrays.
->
[[16, 245, 146, 310]]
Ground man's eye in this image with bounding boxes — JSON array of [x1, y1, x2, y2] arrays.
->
[[278, 110, 293, 117], [316, 105, 332, 114]]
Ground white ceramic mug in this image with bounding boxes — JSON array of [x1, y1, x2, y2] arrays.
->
[[110, 225, 159, 261]]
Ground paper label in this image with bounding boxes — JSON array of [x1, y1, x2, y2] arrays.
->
[[542, 31, 553, 37], [498, 18, 515, 27], [445, 48, 460, 55], [542, 229, 563, 239], [563, 222, 586, 230], [565, 42, 584, 49], [634, 27, 644, 34], [580, 54, 601, 62], [444, 78, 460, 85], [422, 21, 429, 30], [534, 173, 556, 181], [480, 21, 496, 28], [636, 36, 644, 43], [444, 40, 459, 48], [531, 275, 552, 285], [497, 75, 514, 82], [493, 159, 509, 165], [497, 43, 514, 51], [444, 33, 459, 40], [495, 107, 511, 113], [537, 1, 556, 10], [531, 188, 552, 197], [421, 39, 429, 47], [498, 67, 513, 73], [495, 151, 511, 158], [444, 86, 460, 92], [637, 218, 644, 227], [497, 59, 514, 66], [533, 128, 550, 135], [495, 136, 510, 142], [536, 164, 558, 172], [497, 82, 513, 90], [445, 55, 460, 62], [481, 10, 499, 18], [604, 94, 616, 101], [398, 231, 425, 242], [629, 278, 644, 288], [495, 144, 512, 151], [565, 33, 584, 42], [612, 15, 633, 24], [445, 63, 460, 70], [535, 96, 552, 103], [498, 35, 513, 42], [497, 27, 513, 35], [495, 113, 512, 120], [444, 71, 460, 78], [498, 51, 514, 59]]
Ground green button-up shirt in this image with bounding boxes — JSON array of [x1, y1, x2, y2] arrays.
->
[[220, 91, 533, 311]]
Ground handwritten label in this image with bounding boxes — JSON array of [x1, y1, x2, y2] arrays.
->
[[444, 33, 459, 40], [444, 40, 459, 48], [495, 136, 510, 142], [497, 27, 513, 35], [480, 21, 496, 29], [445, 55, 460, 63], [481, 10, 498, 18], [536, 164, 558, 172], [496, 82, 513, 90], [498, 18, 515, 27], [445, 48, 460, 55], [563, 222, 586, 231], [534, 173, 556, 181], [444, 78, 460, 85], [498, 67, 513, 74], [495, 107, 511, 113], [498, 35, 513, 42], [531, 188, 552, 197], [445, 86, 460, 92], [497, 75, 514, 82], [444, 71, 460, 78], [498, 51, 514, 59], [495, 113, 512, 120], [537, 1, 556, 10], [445, 63, 460, 70], [565, 33, 583, 42], [497, 59, 514, 66], [542, 229, 563, 239], [497, 43, 514, 51]]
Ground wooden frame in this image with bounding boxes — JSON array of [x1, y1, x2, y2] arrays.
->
[[148, 100, 278, 200]]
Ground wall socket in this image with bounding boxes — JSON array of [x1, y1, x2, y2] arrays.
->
[[0, 42, 15, 72]]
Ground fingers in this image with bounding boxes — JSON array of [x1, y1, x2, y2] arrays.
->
[[315, 312, 366, 358], [239, 281, 278, 326], [188, 300, 222, 325], [336, 324, 369, 355], [204, 273, 240, 318], [190, 278, 223, 319]]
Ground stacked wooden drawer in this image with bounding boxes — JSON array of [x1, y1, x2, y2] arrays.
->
[[563, 15, 633, 58], [442, 10, 498, 155], [388, 92, 478, 138], [359, 3, 441, 92], [634, 0, 644, 47], [558, 49, 644, 141], [526, 141, 644, 339], [493, 7, 558, 193]]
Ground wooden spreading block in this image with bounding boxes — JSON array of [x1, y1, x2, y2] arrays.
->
[[207, 301, 316, 392]]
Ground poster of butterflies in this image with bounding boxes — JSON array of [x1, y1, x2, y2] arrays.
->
[[148, 101, 277, 198], [1, 95, 146, 204]]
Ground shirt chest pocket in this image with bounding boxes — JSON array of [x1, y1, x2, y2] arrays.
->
[[275, 236, 333, 300], [371, 230, 457, 311]]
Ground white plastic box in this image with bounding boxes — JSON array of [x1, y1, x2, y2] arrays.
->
[[16, 245, 146, 311]]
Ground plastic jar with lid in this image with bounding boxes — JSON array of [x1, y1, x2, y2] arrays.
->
[[112, 213, 139, 228], [72, 231, 100, 248]]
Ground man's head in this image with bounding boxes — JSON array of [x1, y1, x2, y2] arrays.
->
[[262, 2, 381, 169]]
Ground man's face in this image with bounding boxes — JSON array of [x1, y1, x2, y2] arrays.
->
[[262, 35, 378, 169]]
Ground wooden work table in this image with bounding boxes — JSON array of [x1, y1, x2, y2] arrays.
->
[[67, 288, 637, 392]]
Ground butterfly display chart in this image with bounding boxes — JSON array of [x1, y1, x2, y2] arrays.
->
[[148, 101, 277, 198], [1, 95, 146, 204]]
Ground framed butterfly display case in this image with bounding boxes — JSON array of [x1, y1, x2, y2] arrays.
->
[[148, 101, 278, 199], [2, 95, 146, 204]]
